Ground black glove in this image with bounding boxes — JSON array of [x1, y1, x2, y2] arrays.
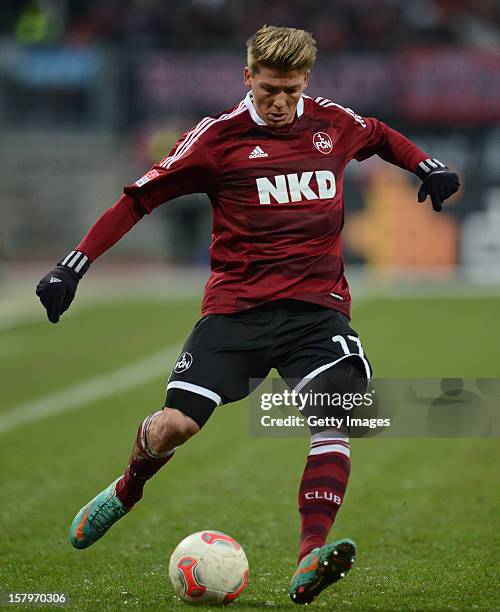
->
[[36, 251, 89, 323], [416, 158, 460, 212]]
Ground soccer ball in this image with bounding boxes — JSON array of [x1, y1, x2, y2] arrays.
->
[[168, 530, 249, 605]]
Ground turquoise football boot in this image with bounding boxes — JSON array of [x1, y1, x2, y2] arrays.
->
[[289, 538, 356, 605], [70, 478, 129, 549]]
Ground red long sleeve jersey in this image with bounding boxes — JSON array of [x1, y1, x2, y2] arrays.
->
[[77, 93, 428, 318]]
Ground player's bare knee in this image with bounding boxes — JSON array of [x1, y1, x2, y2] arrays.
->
[[151, 408, 199, 449], [170, 410, 200, 442]]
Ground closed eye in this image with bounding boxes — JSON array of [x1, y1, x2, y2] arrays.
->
[[262, 86, 301, 95]]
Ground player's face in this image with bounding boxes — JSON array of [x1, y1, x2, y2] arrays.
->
[[244, 65, 310, 128]]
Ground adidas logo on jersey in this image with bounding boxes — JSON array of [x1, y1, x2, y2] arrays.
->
[[249, 146, 268, 159]]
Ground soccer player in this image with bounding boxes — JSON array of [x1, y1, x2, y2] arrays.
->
[[36, 26, 460, 605]]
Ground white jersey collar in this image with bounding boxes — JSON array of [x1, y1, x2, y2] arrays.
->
[[244, 91, 304, 126]]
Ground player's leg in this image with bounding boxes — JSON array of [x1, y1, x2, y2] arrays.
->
[[294, 358, 367, 562], [274, 302, 371, 603], [114, 406, 200, 509], [289, 359, 365, 604], [70, 311, 271, 549], [69, 320, 222, 550], [69, 405, 207, 549]]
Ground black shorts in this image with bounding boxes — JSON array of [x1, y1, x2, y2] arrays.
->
[[166, 299, 372, 427]]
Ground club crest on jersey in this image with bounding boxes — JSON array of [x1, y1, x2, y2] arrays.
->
[[313, 132, 333, 155], [174, 352, 193, 373]]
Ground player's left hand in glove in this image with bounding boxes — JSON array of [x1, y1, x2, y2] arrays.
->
[[36, 251, 90, 323], [416, 158, 460, 212]]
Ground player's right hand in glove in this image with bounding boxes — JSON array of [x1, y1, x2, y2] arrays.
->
[[416, 158, 460, 212], [36, 251, 90, 323]]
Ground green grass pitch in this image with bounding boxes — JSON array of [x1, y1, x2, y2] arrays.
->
[[1, 296, 499, 610]]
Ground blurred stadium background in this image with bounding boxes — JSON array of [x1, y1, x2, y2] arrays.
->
[[1, 3, 500, 609]]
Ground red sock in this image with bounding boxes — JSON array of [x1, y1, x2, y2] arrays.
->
[[297, 432, 351, 563], [115, 411, 175, 508]]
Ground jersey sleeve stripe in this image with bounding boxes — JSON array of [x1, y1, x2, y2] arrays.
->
[[163, 117, 219, 169], [158, 116, 214, 169], [314, 96, 366, 128], [159, 101, 246, 171], [164, 101, 246, 170]]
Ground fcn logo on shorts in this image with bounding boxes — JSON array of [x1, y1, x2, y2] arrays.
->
[[313, 132, 333, 154], [174, 352, 193, 373]]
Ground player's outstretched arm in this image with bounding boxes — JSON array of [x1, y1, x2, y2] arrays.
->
[[349, 116, 461, 213], [36, 193, 143, 323], [36, 116, 218, 323], [415, 159, 461, 212]]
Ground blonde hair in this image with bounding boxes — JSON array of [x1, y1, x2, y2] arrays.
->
[[246, 25, 317, 74]]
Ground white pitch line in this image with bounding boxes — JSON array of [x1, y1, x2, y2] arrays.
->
[[0, 344, 181, 435]]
